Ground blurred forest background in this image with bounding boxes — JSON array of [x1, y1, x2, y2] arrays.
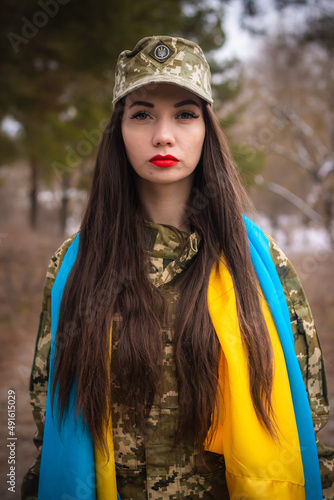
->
[[0, 0, 333, 497]]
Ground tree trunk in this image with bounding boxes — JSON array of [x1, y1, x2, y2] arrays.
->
[[60, 174, 71, 235], [323, 190, 334, 248], [328, 54, 334, 247], [29, 157, 38, 228]]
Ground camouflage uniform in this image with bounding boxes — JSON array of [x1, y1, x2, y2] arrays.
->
[[21, 222, 334, 500]]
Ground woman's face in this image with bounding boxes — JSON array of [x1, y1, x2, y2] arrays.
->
[[121, 83, 206, 189]]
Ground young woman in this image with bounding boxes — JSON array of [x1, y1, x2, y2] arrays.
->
[[22, 36, 333, 500]]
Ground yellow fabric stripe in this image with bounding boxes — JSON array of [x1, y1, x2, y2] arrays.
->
[[94, 429, 118, 500], [226, 472, 305, 500], [206, 259, 305, 499], [94, 326, 118, 500]]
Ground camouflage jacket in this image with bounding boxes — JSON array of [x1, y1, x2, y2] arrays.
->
[[21, 221, 334, 500]]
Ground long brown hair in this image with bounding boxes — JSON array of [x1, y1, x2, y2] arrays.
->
[[52, 100, 276, 455]]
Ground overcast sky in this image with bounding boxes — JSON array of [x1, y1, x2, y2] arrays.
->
[[219, 0, 261, 60], [218, 0, 321, 61]]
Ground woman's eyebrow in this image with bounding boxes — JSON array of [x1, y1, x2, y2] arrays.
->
[[174, 99, 200, 108], [129, 101, 154, 108]]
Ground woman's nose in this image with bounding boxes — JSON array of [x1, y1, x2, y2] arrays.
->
[[152, 120, 175, 147]]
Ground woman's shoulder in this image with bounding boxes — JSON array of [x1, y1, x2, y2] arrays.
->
[[44, 232, 79, 292], [266, 233, 291, 269], [265, 233, 310, 305], [265, 234, 305, 297]]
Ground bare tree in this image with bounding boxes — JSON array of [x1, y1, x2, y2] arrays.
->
[[238, 37, 334, 244]]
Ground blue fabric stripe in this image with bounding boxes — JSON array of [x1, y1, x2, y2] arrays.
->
[[243, 215, 322, 500], [38, 234, 97, 500]]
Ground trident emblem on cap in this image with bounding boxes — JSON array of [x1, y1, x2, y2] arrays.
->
[[150, 42, 174, 63]]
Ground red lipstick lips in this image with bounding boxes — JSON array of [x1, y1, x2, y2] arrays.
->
[[149, 154, 179, 168]]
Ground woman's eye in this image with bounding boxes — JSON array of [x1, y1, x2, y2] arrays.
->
[[178, 111, 199, 120], [131, 112, 150, 120]]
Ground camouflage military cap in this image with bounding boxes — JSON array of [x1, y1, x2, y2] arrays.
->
[[112, 35, 213, 106]]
